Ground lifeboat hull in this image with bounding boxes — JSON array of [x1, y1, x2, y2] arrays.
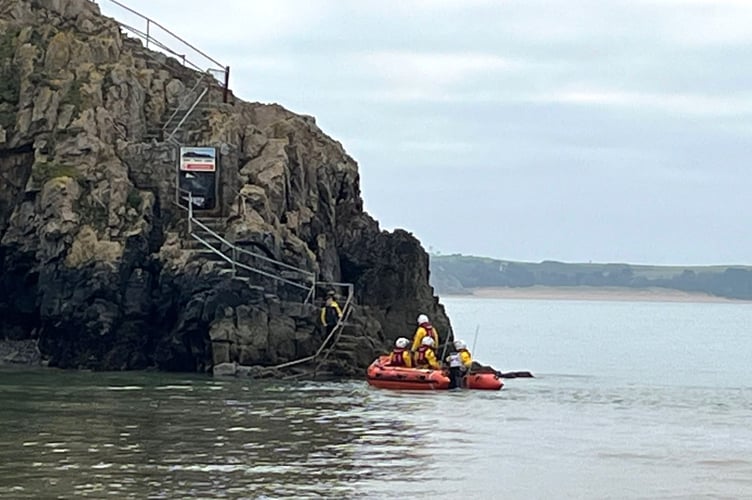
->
[[366, 356, 503, 391], [367, 356, 450, 390], [463, 371, 504, 390]]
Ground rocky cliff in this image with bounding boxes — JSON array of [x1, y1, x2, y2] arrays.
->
[[0, 0, 452, 374]]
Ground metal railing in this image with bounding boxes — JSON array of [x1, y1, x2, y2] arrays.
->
[[272, 283, 355, 372], [177, 189, 357, 375], [180, 189, 337, 302], [101, 0, 231, 102], [164, 85, 209, 144]]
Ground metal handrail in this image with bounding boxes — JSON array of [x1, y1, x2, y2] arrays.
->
[[165, 87, 209, 144], [191, 218, 315, 283], [104, 0, 225, 70], [191, 234, 311, 290], [181, 189, 359, 375], [102, 0, 231, 101], [162, 72, 210, 134], [311, 285, 355, 375], [117, 22, 192, 68], [234, 245, 316, 279], [182, 192, 318, 298], [272, 283, 355, 371]]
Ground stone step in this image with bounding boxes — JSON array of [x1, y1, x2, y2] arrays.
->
[[190, 229, 226, 241], [194, 217, 225, 227], [184, 248, 229, 263], [217, 267, 241, 277], [182, 238, 225, 251], [192, 230, 226, 240], [229, 275, 264, 288], [336, 339, 360, 347], [169, 103, 215, 112], [164, 110, 211, 124]]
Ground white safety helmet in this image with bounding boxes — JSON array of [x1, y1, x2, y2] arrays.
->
[[416, 314, 429, 325], [454, 340, 466, 350], [421, 336, 435, 347], [395, 337, 410, 348]]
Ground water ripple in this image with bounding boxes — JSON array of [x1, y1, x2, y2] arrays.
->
[[2, 369, 752, 499]]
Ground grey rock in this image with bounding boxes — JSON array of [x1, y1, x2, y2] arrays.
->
[[0, 0, 452, 376]]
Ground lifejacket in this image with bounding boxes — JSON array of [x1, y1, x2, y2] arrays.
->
[[415, 345, 434, 367], [421, 323, 438, 345], [447, 352, 462, 368], [321, 301, 342, 327], [389, 348, 408, 366]]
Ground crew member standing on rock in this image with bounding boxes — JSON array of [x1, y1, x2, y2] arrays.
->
[[453, 340, 473, 370], [445, 339, 473, 389], [411, 314, 439, 352], [320, 290, 343, 336]]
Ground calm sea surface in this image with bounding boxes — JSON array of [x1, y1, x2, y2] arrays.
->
[[1, 297, 751, 499]]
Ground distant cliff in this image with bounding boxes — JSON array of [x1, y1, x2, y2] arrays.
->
[[430, 255, 752, 300], [0, 0, 451, 372]]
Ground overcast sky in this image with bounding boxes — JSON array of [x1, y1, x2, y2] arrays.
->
[[98, 0, 752, 265]]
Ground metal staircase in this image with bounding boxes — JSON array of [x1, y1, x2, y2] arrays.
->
[[181, 191, 357, 377], [162, 74, 211, 145]]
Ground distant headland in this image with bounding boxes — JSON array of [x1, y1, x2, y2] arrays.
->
[[430, 255, 752, 302]]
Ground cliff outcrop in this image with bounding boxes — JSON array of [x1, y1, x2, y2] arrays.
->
[[0, 0, 451, 374]]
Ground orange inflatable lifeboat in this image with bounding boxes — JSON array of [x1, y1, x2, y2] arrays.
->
[[366, 356, 503, 391], [367, 355, 450, 390]]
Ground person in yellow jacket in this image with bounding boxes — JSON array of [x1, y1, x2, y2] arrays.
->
[[387, 337, 412, 367], [411, 314, 439, 352], [320, 290, 343, 335], [414, 336, 441, 369]]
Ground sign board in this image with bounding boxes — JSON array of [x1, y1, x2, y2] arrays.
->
[[177, 146, 219, 210], [180, 147, 216, 172]]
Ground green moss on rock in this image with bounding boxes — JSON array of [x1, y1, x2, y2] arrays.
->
[[31, 161, 80, 184], [126, 188, 143, 211]]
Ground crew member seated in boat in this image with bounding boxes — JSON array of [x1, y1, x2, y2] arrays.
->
[[387, 337, 412, 367], [320, 290, 343, 336], [414, 336, 441, 369], [411, 314, 439, 352]]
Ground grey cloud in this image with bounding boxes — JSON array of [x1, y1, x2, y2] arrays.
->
[[99, 0, 752, 264]]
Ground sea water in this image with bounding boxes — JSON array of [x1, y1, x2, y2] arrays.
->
[[1, 297, 751, 499]]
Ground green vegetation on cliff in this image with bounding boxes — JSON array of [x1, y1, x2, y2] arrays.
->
[[430, 254, 752, 300]]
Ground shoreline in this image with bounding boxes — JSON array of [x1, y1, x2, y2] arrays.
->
[[443, 286, 752, 304]]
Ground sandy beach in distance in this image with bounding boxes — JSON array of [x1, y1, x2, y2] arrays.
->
[[446, 286, 752, 303]]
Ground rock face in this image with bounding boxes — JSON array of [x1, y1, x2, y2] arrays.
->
[[0, 0, 452, 375]]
